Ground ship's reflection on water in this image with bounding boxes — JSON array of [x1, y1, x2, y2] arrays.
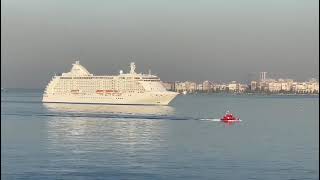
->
[[43, 103, 175, 116], [43, 103, 173, 158]]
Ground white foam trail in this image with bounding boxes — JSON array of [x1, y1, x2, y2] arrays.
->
[[199, 119, 221, 122], [199, 119, 242, 122], [225, 119, 242, 122]]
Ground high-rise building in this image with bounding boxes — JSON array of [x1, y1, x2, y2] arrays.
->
[[260, 72, 267, 81]]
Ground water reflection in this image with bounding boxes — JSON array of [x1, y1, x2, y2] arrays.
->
[[44, 103, 172, 157], [46, 116, 169, 157], [43, 103, 175, 116]]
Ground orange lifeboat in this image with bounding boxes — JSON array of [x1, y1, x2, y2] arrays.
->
[[96, 90, 104, 95], [105, 90, 114, 93], [96, 90, 119, 95]]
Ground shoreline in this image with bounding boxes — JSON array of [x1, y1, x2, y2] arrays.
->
[[1, 88, 319, 97], [179, 92, 319, 97]]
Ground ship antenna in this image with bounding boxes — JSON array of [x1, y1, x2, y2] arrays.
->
[[148, 69, 151, 75]]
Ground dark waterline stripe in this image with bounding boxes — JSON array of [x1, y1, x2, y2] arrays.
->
[[1, 113, 195, 121]]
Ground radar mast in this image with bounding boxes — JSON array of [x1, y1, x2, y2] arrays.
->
[[130, 62, 136, 74]]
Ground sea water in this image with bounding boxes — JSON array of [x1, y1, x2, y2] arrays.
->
[[1, 90, 319, 180]]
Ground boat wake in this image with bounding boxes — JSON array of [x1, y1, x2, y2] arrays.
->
[[199, 118, 242, 122], [2, 111, 242, 123], [1, 112, 193, 121], [199, 118, 222, 122]]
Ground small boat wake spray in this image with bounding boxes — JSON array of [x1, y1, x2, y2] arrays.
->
[[200, 111, 242, 124]]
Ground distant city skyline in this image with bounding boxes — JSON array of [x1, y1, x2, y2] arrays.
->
[[1, 0, 319, 88], [162, 77, 319, 94]]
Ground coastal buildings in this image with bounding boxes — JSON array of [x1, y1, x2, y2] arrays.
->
[[174, 81, 197, 93], [161, 77, 318, 95], [291, 79, 319, 93], [227, 81, 238, 92], [250, 78, 318, 94], [161, 81, 175, 91], [250, 81, 257, 91]]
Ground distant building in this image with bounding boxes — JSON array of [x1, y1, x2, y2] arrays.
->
[[239, 84, 248, 92], [228, 81, 239, 92], [268, 82, 282, 92], [251, 81, 257, 91], [292, 83, 307, 93], [197, 83, 203, 91], [306, 79, 319, 93], [185, 81, 197, 93], [161, 81, 175, 91], [174, 81, 186, 93], [260, 72, 267, 81], [202, 80, 212, 92], [174, 81, 197, 93], [216, 84, 227, 91]]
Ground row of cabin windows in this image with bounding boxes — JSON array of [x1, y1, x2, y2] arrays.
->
[[60, 77, 114, 79], [59, 82, 146, 88], [60, 79, 143, 85], [56, 82, 143, 87], [59, 80, 140, 85], [51, 91, 145, 95], [54, 87, 144, 92], [79, 97, 125, 99], [59, 82, 139, 86], [54, 81, 145, 90], [61, 80, 153, 85], [59, 76, 146, 79], [60, 77, 148, 80]]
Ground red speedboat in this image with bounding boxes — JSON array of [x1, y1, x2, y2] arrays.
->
[[221, 111, 240, 123]]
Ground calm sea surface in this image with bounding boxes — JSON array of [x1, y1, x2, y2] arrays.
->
[[1, 90, 319, 180]]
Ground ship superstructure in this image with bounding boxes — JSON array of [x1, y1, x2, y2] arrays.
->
[[42, 61, 178, 105]]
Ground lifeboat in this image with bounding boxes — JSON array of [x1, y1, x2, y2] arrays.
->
[[220, 111, 240, 123], [96, 90, 104, 95], [105, 90, 114, 93]]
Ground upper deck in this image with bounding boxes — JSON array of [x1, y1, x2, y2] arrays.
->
[[57, 61, 161, 81]]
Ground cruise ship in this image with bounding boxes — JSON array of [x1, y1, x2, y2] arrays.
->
[[42, 61, 178, 105]]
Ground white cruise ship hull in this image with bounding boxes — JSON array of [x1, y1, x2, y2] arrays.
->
[[42, 92, 178, 105], [43, 61, 178, 106]]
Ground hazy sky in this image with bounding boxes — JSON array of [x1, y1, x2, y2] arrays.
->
[[1, 0, 319, 88]]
